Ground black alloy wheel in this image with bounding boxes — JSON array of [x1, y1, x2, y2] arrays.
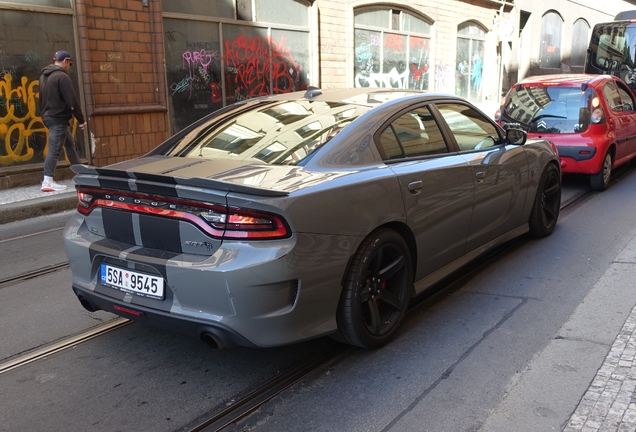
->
[[590, 151, 612, 191], [528, 163, 561, 238], [332, 229, 412, 348]]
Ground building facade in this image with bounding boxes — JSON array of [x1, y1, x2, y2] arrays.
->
[[0, 0, 633, 187]]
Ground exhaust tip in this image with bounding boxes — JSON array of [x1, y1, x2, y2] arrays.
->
[[78, 296, 98, 312], [200, 332, 226, 350]]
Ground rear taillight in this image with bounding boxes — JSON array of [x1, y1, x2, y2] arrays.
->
[[78, 191, 93, 208], [76, 187, 291, 240]]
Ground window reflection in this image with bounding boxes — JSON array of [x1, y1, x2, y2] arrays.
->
[[163, 100, 371, 166]]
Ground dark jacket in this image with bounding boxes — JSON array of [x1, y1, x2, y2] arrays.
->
[[39, 65, 85, 125]]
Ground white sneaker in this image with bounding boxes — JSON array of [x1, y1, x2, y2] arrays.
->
[[41, 179, 68, 192]]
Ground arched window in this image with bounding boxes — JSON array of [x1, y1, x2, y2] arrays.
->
[[353, 7, 432, 89], [540, 11, 563, 68], [456, 21, 486, 102], [571, 19, 590, 66]]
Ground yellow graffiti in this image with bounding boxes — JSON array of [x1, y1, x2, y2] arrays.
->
[[0, 74, 78, 166]]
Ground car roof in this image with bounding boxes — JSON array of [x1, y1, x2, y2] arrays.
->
[[514, 74, 612, 87], [258, 87, 466, 107]]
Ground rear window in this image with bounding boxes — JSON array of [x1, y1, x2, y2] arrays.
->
[[502, 85, 596, 134], [159, 100, 371, 165]]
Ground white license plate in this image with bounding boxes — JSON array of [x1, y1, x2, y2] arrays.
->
[[99, 264, 164, 299]]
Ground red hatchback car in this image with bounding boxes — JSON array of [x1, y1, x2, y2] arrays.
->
[[496, 74, 636, 190]]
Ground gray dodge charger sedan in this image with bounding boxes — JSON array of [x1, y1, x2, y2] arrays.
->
[[63, 88, 561, 349]]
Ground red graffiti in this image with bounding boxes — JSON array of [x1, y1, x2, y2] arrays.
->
[[410, 64, 429, 81], [410, 37, 430, 50], [210, 82, 221, 103], [222, 35, 305, 101], [384, 34, 406, 53]]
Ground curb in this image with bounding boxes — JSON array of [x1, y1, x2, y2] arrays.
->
[[0, 193, 77, 225]]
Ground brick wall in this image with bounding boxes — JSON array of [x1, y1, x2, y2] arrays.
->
[[76, 0, 169, 167]]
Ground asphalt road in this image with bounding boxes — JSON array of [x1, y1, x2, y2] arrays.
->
[[0, 171, 632, 431]]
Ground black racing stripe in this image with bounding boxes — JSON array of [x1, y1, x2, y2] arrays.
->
[[94, 168, 134, 178], [88, 237, 126, 266], [134, 172, 178, 184], [125, 247, 181, 272], [102, 208, 135, 244], [139, 214, 183, 253], [134, 182, 178, 197], [97, 177, 130, 191]]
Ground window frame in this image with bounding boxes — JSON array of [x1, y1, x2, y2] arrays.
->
[[431, 102, 504, 153], [374, 102, 450, 162], [353, 6, 433, 90], [540, 11, 564, 69], [571, 18, 590, 67], [455, 20, 487, 102]]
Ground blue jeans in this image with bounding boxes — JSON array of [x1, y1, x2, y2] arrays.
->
[[43, 121, 81, 177]]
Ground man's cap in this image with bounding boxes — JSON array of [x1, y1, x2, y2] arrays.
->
[[53, 50, 72, 62]]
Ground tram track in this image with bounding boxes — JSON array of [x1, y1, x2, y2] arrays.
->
[[187, 344, 347, 432], [0, 262, 70, 288], [0, 317, 130, 375]]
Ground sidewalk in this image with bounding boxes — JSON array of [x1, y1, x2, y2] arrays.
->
[[0, 179, 77, 225]]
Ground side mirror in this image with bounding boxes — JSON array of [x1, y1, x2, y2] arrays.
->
[[506, 128, 527, 145]]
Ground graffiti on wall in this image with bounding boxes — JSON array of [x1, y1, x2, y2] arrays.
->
[[164, 27, 309, 132], [0, 74, 44, 166], [223, 34, 305, 103], [354, 31, 429, 90], [0, 73, 79, 167], [436, 61, 452, 93]]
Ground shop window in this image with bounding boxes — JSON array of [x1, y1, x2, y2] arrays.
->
[[540, 11, 563, 69], [5, 0, 71, 7], [162, 0, 234, 18], [0, 9, 83, 169], [456, 21, 485, 103], [571, 19, 590, 66], [353, 7, 432, 90], [255, 0, 308, 26], [162, 0, 311, 132]]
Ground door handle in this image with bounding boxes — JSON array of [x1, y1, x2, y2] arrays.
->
[[407, 180, 423, 194], [475, 171, 486, 179]]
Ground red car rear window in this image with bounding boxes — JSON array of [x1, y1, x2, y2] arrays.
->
[[502, 86, 596, 134]]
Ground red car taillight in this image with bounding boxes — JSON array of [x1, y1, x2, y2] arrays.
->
[[76, 187, 291, 240]]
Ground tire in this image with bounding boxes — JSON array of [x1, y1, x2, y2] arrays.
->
[[528, 163, 561, 238], [590, 151, 612, 191], [331, 229, 412, 349]]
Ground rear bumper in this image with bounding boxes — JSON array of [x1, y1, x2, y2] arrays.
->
[[64, 213, 356, 348], [557, 145, 601, 174], [73, 286, 255, 348]]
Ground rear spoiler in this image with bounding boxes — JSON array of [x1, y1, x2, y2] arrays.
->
[[71, 165, 289, 197]]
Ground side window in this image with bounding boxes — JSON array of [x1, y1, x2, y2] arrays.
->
[[379, 126, 404, 159], [602, 82, 623, 112], [381, 106, 448, 158], [617, 82, 635, 112], [436, 103, 501, 151]]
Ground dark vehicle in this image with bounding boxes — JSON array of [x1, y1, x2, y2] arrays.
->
[[496, 74, 636, 190], [64, 88, 561, 349], [584, 11, 636, 91]]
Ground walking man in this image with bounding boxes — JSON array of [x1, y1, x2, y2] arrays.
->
[[39, 50, 87, 192]]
